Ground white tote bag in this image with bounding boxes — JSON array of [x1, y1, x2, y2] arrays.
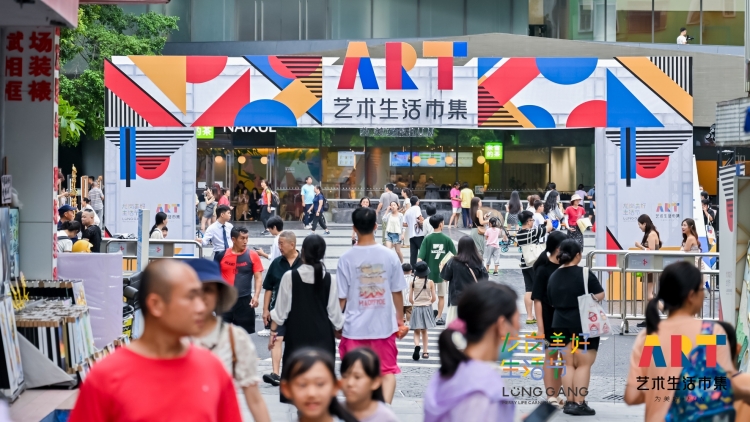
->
[[577, 269, 610, 338], [520, 243, 545, 266]]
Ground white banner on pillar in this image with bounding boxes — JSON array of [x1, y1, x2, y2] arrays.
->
[[596, 127, 693, 281], [104, 128, 196, 247]]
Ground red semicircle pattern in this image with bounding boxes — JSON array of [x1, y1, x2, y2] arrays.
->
[[136, 156, 170, 180], [635, 156, 669, 179], [566, 100, 607, 128], [186, 56, 228, 83]]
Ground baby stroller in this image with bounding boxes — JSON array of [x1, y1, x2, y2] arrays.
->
[[498, 226, 518, 253]]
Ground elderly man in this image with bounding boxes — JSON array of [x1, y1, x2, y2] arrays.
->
[[69, 260, 242, 422], [260, 231, 301, 386]]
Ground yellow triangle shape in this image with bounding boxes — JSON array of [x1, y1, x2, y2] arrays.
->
[[129, 56, 187, 114]]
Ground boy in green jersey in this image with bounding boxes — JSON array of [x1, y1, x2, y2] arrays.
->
[[417, 214, 456, 325]]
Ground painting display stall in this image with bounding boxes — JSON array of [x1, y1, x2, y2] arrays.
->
[[0, 207, 22, 399]]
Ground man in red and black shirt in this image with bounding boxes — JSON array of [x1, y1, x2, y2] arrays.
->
[[217, 226, 263, 334]]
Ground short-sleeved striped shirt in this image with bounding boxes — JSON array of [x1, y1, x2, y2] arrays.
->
[[88, 188, 104, 210], [516, 226, 546, 269]]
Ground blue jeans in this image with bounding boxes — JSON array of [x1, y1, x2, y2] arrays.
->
[[462, 208, 471, 228]]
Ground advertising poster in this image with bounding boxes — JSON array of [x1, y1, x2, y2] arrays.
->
[[104, 128, 196, 246]]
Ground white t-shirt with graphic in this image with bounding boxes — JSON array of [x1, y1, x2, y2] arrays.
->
[[404, 206, 424, 238], [337, 244, 407, 340]]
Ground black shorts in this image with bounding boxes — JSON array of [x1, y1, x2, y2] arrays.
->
[[223, 295, 255, 334], [264, 320, 287, 336], [522, 268, 535, 293], [550, 327, 601, 351]]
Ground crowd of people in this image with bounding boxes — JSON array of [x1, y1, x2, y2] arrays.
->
[[56, 177, 105, 254], [66, 174, 738, 422]]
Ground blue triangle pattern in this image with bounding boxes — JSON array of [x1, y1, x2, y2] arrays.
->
[[606, 70, 663, 128], [401, 67, 418, 90], [477, 58, 501, 79]]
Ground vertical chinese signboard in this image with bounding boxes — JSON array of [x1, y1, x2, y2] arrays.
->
[[3, 27, 59, 279]]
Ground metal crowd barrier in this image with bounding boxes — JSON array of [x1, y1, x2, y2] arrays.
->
[[585, 249, 719, 335], [102, 239, 204, 272]]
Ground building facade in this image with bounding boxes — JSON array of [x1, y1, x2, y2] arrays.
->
[[89, 2, 749, 222]]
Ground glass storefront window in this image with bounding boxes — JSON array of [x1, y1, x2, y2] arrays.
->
[[411, 130, 458, 201], [373, 0, 418, 38], [166, 0, 192, 42], [236, 0, 258, 41], [702, 0, 745, 46], [562, 0, 617, 41], [321, 129, 365, 200], [653, 0, 701, 44], [190, 0, 236, 41], [262, 0, 303, 41], [365, 137, 409, 199], [616, 0, 655, 42], [275, 128, 321, 220], [467, 0, 511, 35], [306, 0, 328, 39], [419, 0, 465, 37], [330, 0, 372, 39]]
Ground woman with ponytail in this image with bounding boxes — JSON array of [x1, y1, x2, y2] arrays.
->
[[149, 212, 167, 239], [624, 262, 744, 420], [280, 348, 358, 422], [547, 239, 604, 416], [270, 234, 344, 403], [423, 282, 519, 422], [530, 230, 568, 408]]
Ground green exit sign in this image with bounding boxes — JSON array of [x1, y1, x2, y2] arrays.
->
[[196, 127, 214, 139], [485, 143, 503, 160]]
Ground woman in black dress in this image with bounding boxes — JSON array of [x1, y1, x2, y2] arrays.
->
[[269, 234, 344, 402], [547, 239, 605, 416], [530, 231, 568, 409]]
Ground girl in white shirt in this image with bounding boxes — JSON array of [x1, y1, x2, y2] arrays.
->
[[383, 201, 405, 263]]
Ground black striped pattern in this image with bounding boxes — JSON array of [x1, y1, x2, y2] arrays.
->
[[719, 164, 743, 198], [105, 128, 194, 157], [478, 86, 522, 127], [649, 57, 692, 95], [278, 56, 322, 99], [105, 89, 150, 128], [605, 129, 691, 156]]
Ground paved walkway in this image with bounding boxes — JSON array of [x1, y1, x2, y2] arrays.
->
[[245, 391, 646, 422]]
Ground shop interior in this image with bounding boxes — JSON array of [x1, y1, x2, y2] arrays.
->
[[197, 128, 595, 220]]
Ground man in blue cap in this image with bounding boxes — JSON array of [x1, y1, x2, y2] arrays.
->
[[58, 205, 76, 230], [186, 259, 271, 422]]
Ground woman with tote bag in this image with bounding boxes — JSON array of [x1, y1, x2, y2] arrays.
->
[[547, 239, 605, 416]]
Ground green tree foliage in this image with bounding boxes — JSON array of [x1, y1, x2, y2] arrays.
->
[[59, 6, 178, 144], [58, 98, 86, 146]]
